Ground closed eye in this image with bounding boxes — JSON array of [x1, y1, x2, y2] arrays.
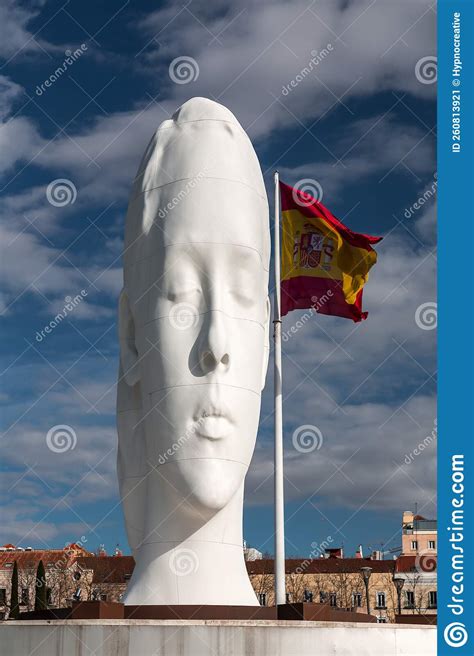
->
[[167, 288, 202, 302], [228, 289, 255, 306]]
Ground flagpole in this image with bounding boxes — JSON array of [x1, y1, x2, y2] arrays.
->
[[273, 170, 286, 606]]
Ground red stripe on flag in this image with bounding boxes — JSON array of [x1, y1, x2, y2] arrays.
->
[[281, 277, 368, 322]]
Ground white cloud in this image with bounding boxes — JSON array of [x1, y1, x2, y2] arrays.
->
[[0, 0, 66, 60], [136, 0, 437, 137], [0, 75, 24, 119], [0, 222, 81, 305], [278, 113, 435, 202], [0, 1, 437, 206], [0, 76, 42, 177], [0, 422, 119, 545], [247, 394, 436, 514], [0, 1, 43, 58]]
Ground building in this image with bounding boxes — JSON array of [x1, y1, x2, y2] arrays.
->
[[0, 543, 90, 619], [248, 555, 400, 623], [1, 548, 399, 623], [401, 511, 437, 556], [74, 556, 135, 603], [394, 555, 437, 616], [0, 511, 437, 622]]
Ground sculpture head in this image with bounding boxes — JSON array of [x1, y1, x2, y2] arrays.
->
[[118, 98, 270, 528]]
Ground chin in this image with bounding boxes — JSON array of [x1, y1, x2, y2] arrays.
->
[[177, 458, 247, 511]]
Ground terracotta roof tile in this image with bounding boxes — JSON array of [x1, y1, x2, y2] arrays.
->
[[0, 546, 92, 570], [396, 554, 437, 573], [75, 556, 135, 583]]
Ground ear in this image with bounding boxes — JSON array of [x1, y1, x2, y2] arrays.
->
[[119, 290, 140, 387], [261, 296, 271, 390]]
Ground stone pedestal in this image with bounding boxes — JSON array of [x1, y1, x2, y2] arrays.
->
[[1, 619, 436, 656]]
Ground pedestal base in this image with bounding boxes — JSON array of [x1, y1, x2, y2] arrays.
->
[[1, 619, 437, 656], [278, 602, 376, 623], [125, 604, 275, 620]]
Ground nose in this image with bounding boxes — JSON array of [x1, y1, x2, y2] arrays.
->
[[198, 310, 230, 374]]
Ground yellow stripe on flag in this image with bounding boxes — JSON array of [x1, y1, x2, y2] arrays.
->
[[281, 209, 377, 306]]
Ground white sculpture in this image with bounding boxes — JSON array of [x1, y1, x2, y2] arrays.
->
[[117, 97, 270, 605]]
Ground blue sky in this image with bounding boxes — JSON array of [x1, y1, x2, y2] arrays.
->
[[0, 0, 436, 558]]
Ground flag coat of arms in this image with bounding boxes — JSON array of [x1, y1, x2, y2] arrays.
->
[[280, 181, 382, 322]]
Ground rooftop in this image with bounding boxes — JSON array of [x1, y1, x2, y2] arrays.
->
[[395, 555, 437, 573], [402, 519, 437, 533], [75, 556, 135, 584], [246, 558, 396, 575], [0, 544, 92, 570]]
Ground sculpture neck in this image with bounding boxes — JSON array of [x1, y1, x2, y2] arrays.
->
[[123, 470, 258, 605]]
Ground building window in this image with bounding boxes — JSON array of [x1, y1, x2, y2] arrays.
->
[[428, 591, 437, 609], [377, 617, 387, 623], [258, 593, 266, 606], [428, 540, 436, 550], [100, 594, 108, 602], [411, 540, 418, 550], [319, 591, 327, 603], [405, 590, 415, 609], [304, 589, 313, 603], [0, 589, 6, 605], [46, 588, 53, 606], [376, 592, 386, 609], [21, 588, 29, 605], [352, 593, 362, 608], [285, 593, 291, 604], [329, 593, 337, 607]]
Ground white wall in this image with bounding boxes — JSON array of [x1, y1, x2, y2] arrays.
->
[[0, 620, 436, 656]]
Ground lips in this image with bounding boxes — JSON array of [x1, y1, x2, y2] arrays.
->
[[193, 403, 234, 440]]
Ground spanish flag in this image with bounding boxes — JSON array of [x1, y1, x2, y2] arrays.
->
[[280, 181, 382, 322]]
